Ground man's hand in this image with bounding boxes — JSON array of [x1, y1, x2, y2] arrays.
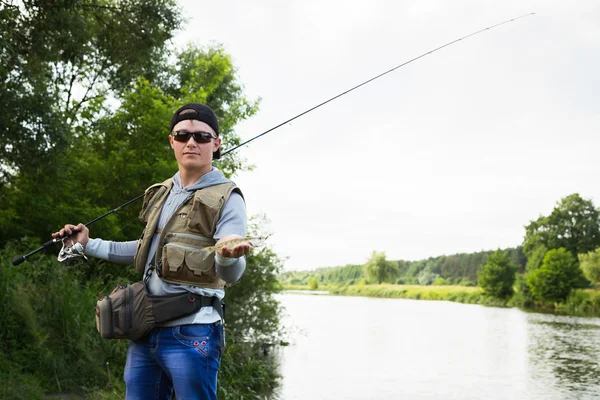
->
[[51, 223, 90, 249], [216, 234, 250, 258]]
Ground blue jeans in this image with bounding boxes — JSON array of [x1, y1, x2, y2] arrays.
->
[[124, 323, 223, 400]]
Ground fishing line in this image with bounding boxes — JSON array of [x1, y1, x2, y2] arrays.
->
[[221, 12, 535, 156], [12, 12, 535, 265]]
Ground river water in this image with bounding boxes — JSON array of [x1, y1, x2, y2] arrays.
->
[[274, 292, 600, 400]]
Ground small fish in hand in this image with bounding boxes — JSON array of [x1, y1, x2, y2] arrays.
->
[[201, 236, 269, 260]]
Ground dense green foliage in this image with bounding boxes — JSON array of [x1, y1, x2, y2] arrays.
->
[[478, 250, 517, 299], [280, 247, 525, 287], [0, 1, 281, 398], [0, 242, 130, 398], [0, 0, 181, 184], [528, 248, 583, 303], [523, 194, 600, 258], [326, 284, 600, 315], [519, 194, 599, 306], [579, 248, 600, 284], [284, 264, 364, 286], [363, 251, 399, 284]]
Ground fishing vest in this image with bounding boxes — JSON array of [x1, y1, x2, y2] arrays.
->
[[133, 178, 243, 289]]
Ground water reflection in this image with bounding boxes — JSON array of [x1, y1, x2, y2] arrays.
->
[[275, 293, 600, 400], [527, 313, 600, 399]]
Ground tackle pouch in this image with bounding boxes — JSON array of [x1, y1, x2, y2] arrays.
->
[[95, 282, 153, 340], [95, 281, 222, 340]]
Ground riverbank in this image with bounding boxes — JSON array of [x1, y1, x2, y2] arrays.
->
[[282, 284, 600, 317]]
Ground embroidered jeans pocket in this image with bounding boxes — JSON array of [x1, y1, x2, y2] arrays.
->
[[173, 324, 216, 359]]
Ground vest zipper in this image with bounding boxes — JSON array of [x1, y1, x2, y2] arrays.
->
[[165, 232, 211, 242], [164, 242, 207, 253]]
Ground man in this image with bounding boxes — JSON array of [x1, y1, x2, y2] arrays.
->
[[53, 103, 249, 399]]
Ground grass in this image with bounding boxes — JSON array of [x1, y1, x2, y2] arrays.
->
[[282, 283, 600, 315]]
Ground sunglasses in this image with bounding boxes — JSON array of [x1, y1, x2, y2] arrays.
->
[[171, 130, 217, 143]]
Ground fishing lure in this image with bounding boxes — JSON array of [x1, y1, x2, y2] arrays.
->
[[201, 236, 270, 260]]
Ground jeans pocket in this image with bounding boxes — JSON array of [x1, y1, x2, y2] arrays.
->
[[173, 324, 214, 357]]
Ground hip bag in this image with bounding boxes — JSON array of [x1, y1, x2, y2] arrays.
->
[[95, 281, 224, 340]]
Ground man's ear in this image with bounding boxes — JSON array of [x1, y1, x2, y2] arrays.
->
[[213, 137, 222, 152]]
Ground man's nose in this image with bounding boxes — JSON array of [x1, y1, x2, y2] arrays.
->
[[186, 136, 199, 145]]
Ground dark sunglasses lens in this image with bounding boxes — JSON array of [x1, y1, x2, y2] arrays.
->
[[173, 132, 191, 142], [172, 131, 214, 143], [192, 132, 213, 143]]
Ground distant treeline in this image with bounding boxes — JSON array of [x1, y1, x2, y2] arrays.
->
[[280, 247, 526, 287]]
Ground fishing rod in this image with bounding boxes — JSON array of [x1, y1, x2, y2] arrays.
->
[[11, 195, 145, 265], [12, 12, 535, 266], [221, 12, 534, 156]]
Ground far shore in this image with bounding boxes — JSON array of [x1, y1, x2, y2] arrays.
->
[[281, 284, 600, 317]]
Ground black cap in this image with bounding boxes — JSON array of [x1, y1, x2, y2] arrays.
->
[[170, 103, 221, 159]]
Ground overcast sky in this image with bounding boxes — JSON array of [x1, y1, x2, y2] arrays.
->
[[173, 0, 600, 272]]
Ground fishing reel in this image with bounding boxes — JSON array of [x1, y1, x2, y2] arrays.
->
[[57, 239, 88, 262]]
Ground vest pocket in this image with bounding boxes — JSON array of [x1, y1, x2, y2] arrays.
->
[[186, 194, 222, 237], [162, 243, 214, 277]]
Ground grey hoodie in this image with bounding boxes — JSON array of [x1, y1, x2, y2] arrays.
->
[[86, 167, 247, 325]]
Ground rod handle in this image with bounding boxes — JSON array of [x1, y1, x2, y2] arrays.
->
[[11, 237, 61, 266], [12, 255, 26, 266]]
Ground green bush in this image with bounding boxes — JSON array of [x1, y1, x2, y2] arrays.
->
[[0, 241, 128, 396], [478, 250, 516, 299], [563, 290, 600, 315], [510, 273, 534, 308], [579, 248, 600, 285], [528, 248, 583, 303]]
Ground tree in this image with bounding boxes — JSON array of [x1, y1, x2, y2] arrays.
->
[[523, 194, 600, 258], [0, 0, 182, 184], [525, 244, 548, 272], [417, 271, 440, 285], [363, 251, 399, 284], [527, 248, 583, 303], [579, 248, 600, 285], [477, 250, 517, 298]]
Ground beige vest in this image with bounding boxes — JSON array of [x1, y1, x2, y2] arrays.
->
[[133, 178, 242, 288]]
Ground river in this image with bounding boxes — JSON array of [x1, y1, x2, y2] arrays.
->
[[274, 292, 600, 400]]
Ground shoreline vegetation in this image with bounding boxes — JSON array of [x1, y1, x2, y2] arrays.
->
[[281, 284, 600, 317]]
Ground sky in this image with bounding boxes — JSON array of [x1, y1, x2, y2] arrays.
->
[[173, 0, 600, 272]]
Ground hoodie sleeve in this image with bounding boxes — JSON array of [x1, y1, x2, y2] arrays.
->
[[85, 239, 138, 264], [213, 192, 247, 283]]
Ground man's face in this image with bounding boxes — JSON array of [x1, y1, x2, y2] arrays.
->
[[169, 119, 221, 173]]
